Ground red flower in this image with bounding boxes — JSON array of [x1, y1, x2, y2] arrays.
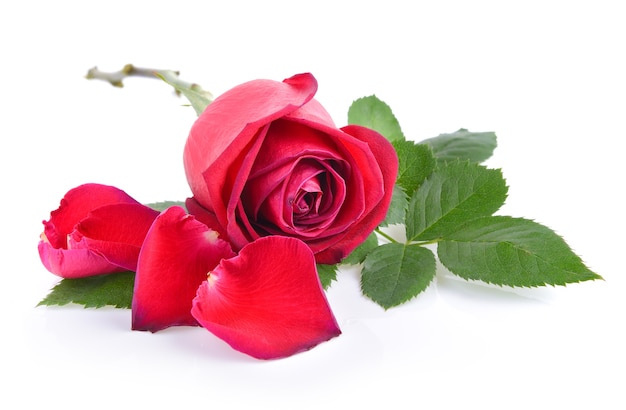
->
[[38, 183, 159, 278], [183, 73, 398, 264], [191, 236, 341, 360], [132, 206, 235, 332]]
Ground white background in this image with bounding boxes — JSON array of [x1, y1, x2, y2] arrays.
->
[[1, 1, 624, 409]]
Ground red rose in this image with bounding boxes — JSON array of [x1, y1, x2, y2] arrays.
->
[[183, 73, 398, 264], [38, 183, 159, 278]]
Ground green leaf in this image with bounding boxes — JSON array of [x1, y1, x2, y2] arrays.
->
[[146, 200, 186, 212], [380, 185, 409, 227], [392, 140, 437, 193], [347, 95, 405, 142], [438, 216, 603, 287], [155, 71, 212, 116], [420, 129, 497, 163], [406, 160, 508, 242], [317, 263, 338, 289], [342, 232, 379, 265], [37, 271, 135, 309], [361, 243, 436, 309]]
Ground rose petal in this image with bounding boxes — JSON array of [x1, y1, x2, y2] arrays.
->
[[314, 124, 399, 263], [191, 236, 341, 360], [37, 240, 127, 279], [184, 73, 318, 212], [245, 119, 345, 175], [132, 206, 235, 332], [39, 183, 149, 278], [42, 183, 142, 249], [242, 115, 389, 262], [238, 119, 356, 245], [70, 203, 158, 271], [185, 197, 228, 239], [256, 158, 347, 236]]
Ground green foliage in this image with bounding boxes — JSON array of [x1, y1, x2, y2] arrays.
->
[[393, 140, 437, 193], [405, 160, 508, 241], [437, 216, 602, 287], [38, 271, 135, 309], [347, 95, 405, 142], [343, 232, 379, 265], [380, 185, 409, 227], [146, 200, 186, 212], [361, 243, 436, 309], [317, 263, 338, 289], [156, 71, 212, 116], [340, 96, 601, 309], [420, 129, 497, 163]]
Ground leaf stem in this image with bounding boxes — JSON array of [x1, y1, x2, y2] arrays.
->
[[376, 226, 443, 247], [375, 228, 399, 244], [409, 238, 441, 246]]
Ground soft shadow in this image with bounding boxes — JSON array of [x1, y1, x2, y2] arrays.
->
[[156, 326, 258, 364], [435, 260, 557, 305]]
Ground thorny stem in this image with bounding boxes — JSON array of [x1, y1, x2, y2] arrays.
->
[[85, 64, 213, 100]]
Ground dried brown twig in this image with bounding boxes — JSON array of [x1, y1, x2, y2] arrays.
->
[[85, 64, 212, 100]]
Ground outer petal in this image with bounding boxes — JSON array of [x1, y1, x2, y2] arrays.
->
[[185, 197, 228, 239], [42, 183, 142, 249], [183, 73, 318, 212], [314, 124, 398, 263], [132, 206, 235, 332], [191, 236, 341, 360], [37, 241, 127, 279], [72, 203, 159, 271], [284, 98, 337, 127]]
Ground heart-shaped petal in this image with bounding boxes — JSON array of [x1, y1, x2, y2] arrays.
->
[[132, 206, 235, 332], [191, 236, 341, 360]]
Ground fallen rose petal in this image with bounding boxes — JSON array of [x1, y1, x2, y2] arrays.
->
[[191, 236, 341, 360], [132, 206, 235, 332], [39, 183, 155, 278], [72, 203, 159, 271], [42, 183, 142, 249], [37, 241, 127, 278]]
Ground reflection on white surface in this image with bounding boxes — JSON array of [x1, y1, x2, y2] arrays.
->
[[6, 221, 624, 409]]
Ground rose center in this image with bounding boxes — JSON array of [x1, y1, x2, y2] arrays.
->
[[291, 177, 323, 216], [241, 155, 348, 239]]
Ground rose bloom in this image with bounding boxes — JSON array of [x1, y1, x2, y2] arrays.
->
[[184, 73, 398, 264]]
